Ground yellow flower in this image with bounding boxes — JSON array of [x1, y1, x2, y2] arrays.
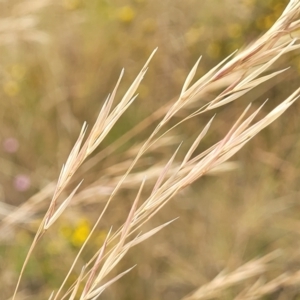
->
[[3, 81, 19, 97], [227, 23, 242, 39], [71, 219, 91, 247], [10, 64, 26, 80], [63, 0, 82, 10], [242, 0, 255, 6], [185, 27, 202, 46], [118, 6, 136, 24]]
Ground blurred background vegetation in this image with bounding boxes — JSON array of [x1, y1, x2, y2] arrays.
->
[[2, 0, 300, 299]]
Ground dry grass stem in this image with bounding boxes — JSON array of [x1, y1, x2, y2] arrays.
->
[[182, 251, 281, 300], [7, 1, 300, 299]]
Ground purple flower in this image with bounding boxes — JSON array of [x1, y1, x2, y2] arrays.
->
[[3, 137, 19, 153], [14, 175, 31, 192]]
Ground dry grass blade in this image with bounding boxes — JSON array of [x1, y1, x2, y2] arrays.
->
[[67, 83, 300, 299], [9, 1, 300, 299], [151, 143, 182, 196], [12, 50, 157, 300], [81, 233, 109, 299], [180, 56, 202, 97], [119, 87, 300, 236], [235, 271, 300, 299], [78, 218, 176, 300], [120, 178, 145, 244], [126, 218, 178, 248], [182, 251, 281, 300], [48, 291, 54, 300], [85, 266, 136, 300], [4, 0, 300, 231], [180, 116, 215, 168], [90, 179, 145, 288], [56, 123, 87, 193], [69, 266, 86, 300], [44, 180, 83, 230]]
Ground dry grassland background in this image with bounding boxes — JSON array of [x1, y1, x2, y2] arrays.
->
[[2, 0, 300, 299]]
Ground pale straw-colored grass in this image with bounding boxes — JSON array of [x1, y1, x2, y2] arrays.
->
[[182, 251, 281, 300], [7, 0, 300, 299], [182, 250, 300, 299], [0, 0, 50, 45]]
